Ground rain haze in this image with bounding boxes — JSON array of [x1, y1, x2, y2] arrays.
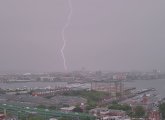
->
[[0, 0, 165, 73]]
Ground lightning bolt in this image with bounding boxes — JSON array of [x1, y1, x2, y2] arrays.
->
[[61, 0, 72, 71]]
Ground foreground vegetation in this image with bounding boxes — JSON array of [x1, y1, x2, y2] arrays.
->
[[62, 90, 109, 110], [159, 103, 165, 119]]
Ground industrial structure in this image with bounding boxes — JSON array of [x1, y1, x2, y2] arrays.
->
[[91, 80, 124, 97]]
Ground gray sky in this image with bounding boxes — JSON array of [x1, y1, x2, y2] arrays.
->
[[0, 0, 165, 72]]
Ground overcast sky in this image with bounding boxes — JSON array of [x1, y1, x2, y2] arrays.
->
[[0, 0, 165, 73]]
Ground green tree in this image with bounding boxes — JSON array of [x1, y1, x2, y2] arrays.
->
[[48, 106, 57, 110], [73, 106, 83, 113], [37, 105, 47, 109], [58, 116, 72, 120], [108, 103, 131, 112], [159, 103, 165, 119], [59, 116, 91, 120], [62, 90, 108, 111], [134, 106, 145, 118], [0, 88, 5, 94], [28, 115, 44, 120]]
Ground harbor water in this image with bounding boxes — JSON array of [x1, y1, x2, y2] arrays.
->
[[0, 79, 164, 97]]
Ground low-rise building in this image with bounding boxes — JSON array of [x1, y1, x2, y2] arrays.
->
[[31, 88, 70, 96], [148, 110, 160, 120], [89, 108, 128, 120], [60, 106, 76, 113]]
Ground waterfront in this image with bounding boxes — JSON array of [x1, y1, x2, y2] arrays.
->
[[0, 79, 164, 120], [0, 79, 164, 97], [0, 82, 67, 89], [125, 79, 165, 97]]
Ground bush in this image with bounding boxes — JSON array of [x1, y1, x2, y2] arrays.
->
[[159, 103, 165, 119], [133, 106, 145, 118]]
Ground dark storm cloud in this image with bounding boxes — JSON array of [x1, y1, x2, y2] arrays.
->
[[0, 0, 165, 72]]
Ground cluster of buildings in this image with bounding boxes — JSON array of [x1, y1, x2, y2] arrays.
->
[[0, 86, 163, 120], [0, 70, 164, 120], [120, 89, 160, 108], [148, 110, 160, 120], [89, 108, 129, 120], [0, 69, 164, 83], [31, 87, 70, 97], [120, 89, 161, 120]]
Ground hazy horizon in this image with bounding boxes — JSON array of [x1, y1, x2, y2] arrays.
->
[[0, 0, 165, 73]]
